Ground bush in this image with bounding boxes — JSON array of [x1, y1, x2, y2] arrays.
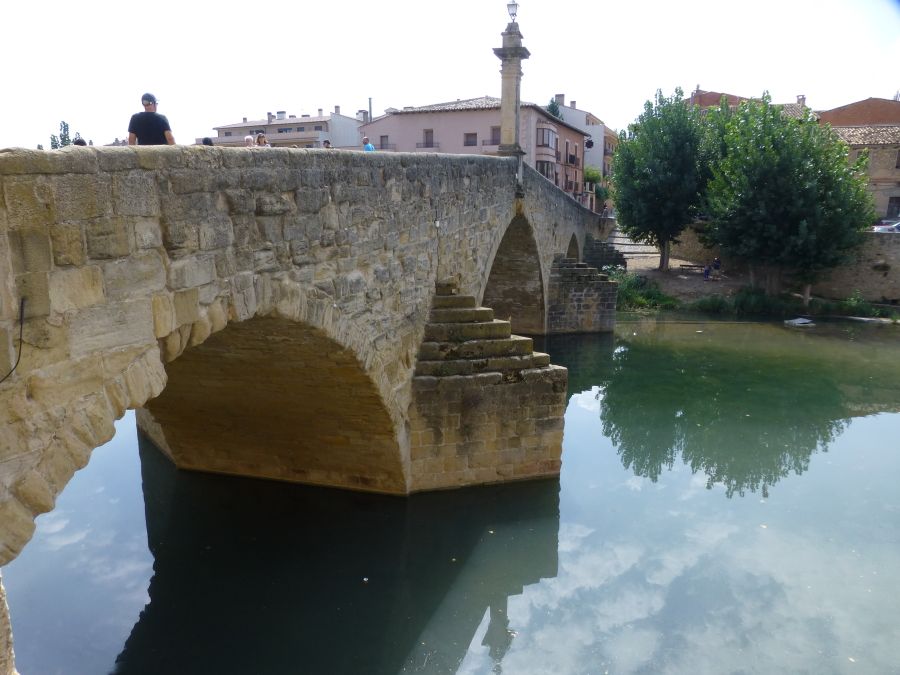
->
[[604, 267, 680, 311], [688, 295, 731, 314]]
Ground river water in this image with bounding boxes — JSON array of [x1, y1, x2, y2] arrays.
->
[[3, 318, 900, 674]]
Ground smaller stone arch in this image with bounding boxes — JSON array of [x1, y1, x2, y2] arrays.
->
[[481, 214, 546, 335], [565, 233, 580, 261]]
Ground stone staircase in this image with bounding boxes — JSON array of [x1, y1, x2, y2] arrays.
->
[[415, 282, 550, 382], [583, 233, 627, 270]]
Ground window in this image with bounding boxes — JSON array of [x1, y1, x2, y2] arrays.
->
[[895, 150, 900, 169], [464, 133, 477, 147], [223, 132, 232, 137], [888, 197, 900, 218], [314, 125, 323, 131], [298, 126, 305, 132], [277, 128, 292, 133], [535, 161, 555, 181], [424, 129, 434, 147], [380, 135, 390, 149], [490, 126, 501, 144], [536, 128, 556, 147]]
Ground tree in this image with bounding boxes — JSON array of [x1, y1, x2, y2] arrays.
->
[[612, 88, 703, 270], [545, 97, 562, 120], [704, 94, 874, 300], [49, 120, 72, 149]]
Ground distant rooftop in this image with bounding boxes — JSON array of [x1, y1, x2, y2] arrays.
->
[[831, 125, 900, 145]]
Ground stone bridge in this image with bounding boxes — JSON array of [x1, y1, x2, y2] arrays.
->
[[0, 145, 614, 580]]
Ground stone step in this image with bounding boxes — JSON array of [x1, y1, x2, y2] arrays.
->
[[435, 280, 459, 296], [432, 294, 477, 309], [418, 335, 534, 361], [414, 352, 551, 377], [429, 307, 495, 323], [424, 319, 512, 342]]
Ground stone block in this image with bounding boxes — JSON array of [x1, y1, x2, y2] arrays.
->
[[86, 217, 131, 259], [13, 470, 55, 514], [49, 265, 105, 311], [168, 255, 216, 289], [53, 174, 111, 222], [25, 353, 103, 408], [150, 294, 174, 339], [0, 498, 36, 567], [101, 251, 166, 301], [3, 176, 54, 228], [133, 217, 163, 249], [15, 271, 50, 318], [8, 228, 52, 273], [50, 222, 87, 266], [68, 300, 155, 357], [172, 288, 200, 326]]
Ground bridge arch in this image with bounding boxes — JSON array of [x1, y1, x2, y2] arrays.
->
[[481, 214, 546, 335], [566, 233, 580, 261]]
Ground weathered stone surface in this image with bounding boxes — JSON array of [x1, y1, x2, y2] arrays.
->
[[48, 265, 105, 311], [0, 572, 16, 675]]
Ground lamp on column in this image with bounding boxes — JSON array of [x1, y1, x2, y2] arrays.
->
[[507, 0, 519, 21]]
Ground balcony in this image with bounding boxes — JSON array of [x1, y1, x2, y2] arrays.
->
[[416, 142, 440, 149], [567, 154, 579, 166], [482, 139, 501, 146], [378, 143, 398, 151]]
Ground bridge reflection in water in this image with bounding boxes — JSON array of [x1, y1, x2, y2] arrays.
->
[[111, 433, 559, 674]]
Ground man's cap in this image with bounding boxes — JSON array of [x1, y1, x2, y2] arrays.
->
[[141, 93, 158, 105]]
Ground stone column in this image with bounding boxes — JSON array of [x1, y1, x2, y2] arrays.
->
[[494, 20, 530, 189]]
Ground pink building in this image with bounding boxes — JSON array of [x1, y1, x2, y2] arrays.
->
[[360, 96, 594, 207]]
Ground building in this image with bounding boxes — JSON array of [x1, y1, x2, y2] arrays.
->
[[359, 96, 594, 207], [203, 106, 365, 148], [552, 94, 618, 211], [817, 98, 900, 220]]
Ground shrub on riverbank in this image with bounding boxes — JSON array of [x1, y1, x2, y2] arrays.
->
[[605, 267, 679, 310]]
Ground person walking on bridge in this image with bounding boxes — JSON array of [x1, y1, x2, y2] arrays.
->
[[128, 93, 175, 145]]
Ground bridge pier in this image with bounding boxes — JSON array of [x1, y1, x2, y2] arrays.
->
[[409, 282, 566, 490]]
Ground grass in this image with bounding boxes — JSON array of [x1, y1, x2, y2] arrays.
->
[[604, 266, 680, 311]]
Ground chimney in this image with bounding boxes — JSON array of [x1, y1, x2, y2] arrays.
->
[[267, 112, 274, 123], [318, 108, 323, 117], [335, 105, 341, 115], [555, 94, 564, 105], [242, 117, 247, 123], [570, 100, 576, 109], [797, 94, 806, 107], [289, 115, 296, 119], [357, 110, 369, 123], [276, 110, 286, 120]]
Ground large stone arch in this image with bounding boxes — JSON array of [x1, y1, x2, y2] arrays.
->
[[141, 282, 407, 494], [481, 214, 546, 335]]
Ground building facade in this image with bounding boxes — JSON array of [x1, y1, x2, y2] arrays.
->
[[818, 98, 900, 220], [359, 96, 593, 207], [203, 106, 364, 148]]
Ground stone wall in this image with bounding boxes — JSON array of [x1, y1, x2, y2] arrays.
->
[[0, 574, 14, 675], [0, 145, 602, 567], [547, 259, 617, 333], [812, 233, 900, 303]]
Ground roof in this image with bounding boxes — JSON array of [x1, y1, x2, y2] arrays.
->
[[778, 102, 818, 121], [831, 125, 900, 146], [214, 115, 330, 130], [382, 95, 590, 137]]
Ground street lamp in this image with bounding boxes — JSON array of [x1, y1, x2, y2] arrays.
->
[[495, 0, 529, 194]]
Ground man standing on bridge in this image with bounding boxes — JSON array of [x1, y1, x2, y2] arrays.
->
[[128, 93, 175, 145]]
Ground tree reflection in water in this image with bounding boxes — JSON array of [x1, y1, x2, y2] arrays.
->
[[544, 322, 900, 498]]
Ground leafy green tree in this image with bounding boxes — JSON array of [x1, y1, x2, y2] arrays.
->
[[704, 94, 874, 300], [545, 97, 562, 120], [612, 88, 703, 270], [50, 120, 72, 149]]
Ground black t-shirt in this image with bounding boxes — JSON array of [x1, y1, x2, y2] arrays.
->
[[128, 112, 172, 145]]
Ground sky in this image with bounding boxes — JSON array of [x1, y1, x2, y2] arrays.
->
[[1, 0, 898, 150]]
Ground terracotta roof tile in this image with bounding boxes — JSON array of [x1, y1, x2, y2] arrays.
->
[[831, 125, 900, 145]]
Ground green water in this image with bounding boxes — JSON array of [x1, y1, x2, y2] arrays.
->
[[3, 318, 900, 674]]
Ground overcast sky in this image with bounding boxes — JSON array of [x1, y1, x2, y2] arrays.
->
[[1, 0, 898, 150]]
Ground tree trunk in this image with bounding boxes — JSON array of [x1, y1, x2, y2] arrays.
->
[[802, 283, 812, 307], [658, 240, 670, 271]]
